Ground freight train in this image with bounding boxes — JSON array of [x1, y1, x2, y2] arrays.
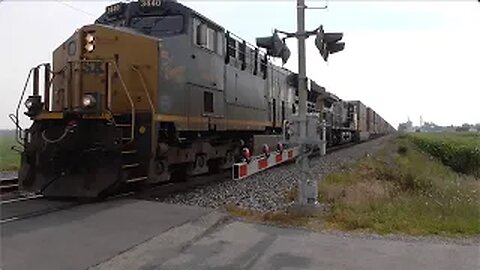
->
[[13, 0, 394, 198]]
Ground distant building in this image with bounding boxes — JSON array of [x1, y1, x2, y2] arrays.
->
[[419, 122, 445, 133], [397, 119, 478, 133], [398, 119, 414, 133]]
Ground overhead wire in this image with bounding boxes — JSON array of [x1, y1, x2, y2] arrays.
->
[[54, 0, 97, 18]]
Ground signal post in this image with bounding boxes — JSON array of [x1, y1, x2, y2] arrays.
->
[[256, 0, 345, 215]]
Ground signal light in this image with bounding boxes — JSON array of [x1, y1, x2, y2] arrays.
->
[[24, 98, 33, 109], [84, 43, 95, 53], [315, 25, 345, 61], [256, 33, 291, 64], [241, 147, 251, 163], [85, 33, 95, 43], [84, 32, 96, 53], [82, 94, 96, 108], [262, 144, 270, 157], [276, 142, 284, 153]]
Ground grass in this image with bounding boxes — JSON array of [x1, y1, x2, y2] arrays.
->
[[319, 136, 479, 236], [0, 130, 21, 171], [407, 132, 480, 177], [227, 135, 480, 237]]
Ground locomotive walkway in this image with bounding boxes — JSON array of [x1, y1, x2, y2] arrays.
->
[[1, 199, 477, 270]]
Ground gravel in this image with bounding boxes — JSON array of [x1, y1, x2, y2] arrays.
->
[[160, 135, 393, 212]]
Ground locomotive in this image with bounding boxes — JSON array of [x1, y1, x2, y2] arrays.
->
[[14, 0, 394, 198]]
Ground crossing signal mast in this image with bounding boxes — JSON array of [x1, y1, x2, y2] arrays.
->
[[256, 0, 346, 214], [256, 33, 291, 64]]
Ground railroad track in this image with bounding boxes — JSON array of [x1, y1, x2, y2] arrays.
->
[[140, 140, 369, 200], [326, 141, 358, 154], [0, 196, 79, 224], [0, 138, 374, 224], [0, 177, 19, 193], [0, 171, 228, 224]]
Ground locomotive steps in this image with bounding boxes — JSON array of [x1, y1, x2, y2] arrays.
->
[[114, 114, 149, 184]]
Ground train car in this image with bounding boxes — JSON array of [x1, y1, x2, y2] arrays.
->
[[366, 107, 374, 135], [348, 100, 368, 141], [375, 111, 380, 135], [14, 0, 394, 198], [314, 92, 357, 145]]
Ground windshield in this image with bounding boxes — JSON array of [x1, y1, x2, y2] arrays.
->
[[130, 15, 184, 37]]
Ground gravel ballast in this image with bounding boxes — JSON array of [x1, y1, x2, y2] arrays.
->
[[160, 136, 393, 212]]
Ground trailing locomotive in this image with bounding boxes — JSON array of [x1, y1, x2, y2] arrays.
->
[[14, 0, 394, 198]]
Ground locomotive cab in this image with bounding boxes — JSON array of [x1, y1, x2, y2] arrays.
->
[[18, 20, 162, 197]]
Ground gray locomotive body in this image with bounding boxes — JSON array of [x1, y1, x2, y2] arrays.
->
[[90, 0, 300, 187], [97, 1, 297, 137]]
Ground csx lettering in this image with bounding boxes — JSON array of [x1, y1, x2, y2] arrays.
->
[[140, 0, 162, 8], [82, 63, 105, 75]]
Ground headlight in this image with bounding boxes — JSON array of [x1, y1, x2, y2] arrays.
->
[[84, 32, 95, 53], [84, 43, 95, 53], [25, 99, 33, 109], [82, 94, 96, 108], [85, 33, 95, 43]]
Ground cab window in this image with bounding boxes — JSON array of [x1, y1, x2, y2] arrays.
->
[[130, 15, 184, 36]]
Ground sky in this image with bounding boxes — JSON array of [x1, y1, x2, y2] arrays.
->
[[0, 0, 479, 130]]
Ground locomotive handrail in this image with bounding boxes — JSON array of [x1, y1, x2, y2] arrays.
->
[[106, 62, 112, 110], [112, 61, 136, 143], [226, 31, 268, 74], [131, 65, 156, 155], [12, 67, 34, 146], [131, 65, 155, 114], [228, 31, 266, 57]]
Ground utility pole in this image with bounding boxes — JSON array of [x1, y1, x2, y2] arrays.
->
[[293, 0, 320, 213], [297, 0, 307, 140]]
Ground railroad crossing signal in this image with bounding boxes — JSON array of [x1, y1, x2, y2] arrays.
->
[[256, 33, 291, 64], [315, 25, 345, 61]]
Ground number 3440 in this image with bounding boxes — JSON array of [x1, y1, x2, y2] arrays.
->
[[140, 0, 162, 8]]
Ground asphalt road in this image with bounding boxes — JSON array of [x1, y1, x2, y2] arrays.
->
[[2, 199, 478, 270], [95, 218, 479, 270], [1, 199, 212, 270]]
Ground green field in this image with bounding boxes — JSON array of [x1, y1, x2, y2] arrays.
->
[[408, 132, 480, 177], [318, 135, 480, 236], [0, 130, 21, 171]]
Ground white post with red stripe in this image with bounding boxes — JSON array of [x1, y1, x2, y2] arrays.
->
[[232, 147, 300, 180]]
